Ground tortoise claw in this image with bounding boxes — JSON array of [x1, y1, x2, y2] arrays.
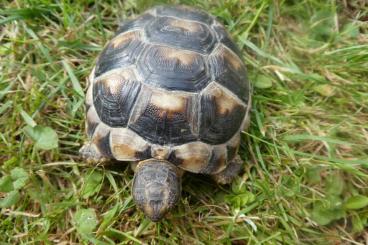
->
[[79, 143, 109, 164]]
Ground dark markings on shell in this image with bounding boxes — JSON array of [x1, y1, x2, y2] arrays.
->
[[201, 146, 227, 174], [95, 31, 145, 77], [145, 16, 216, 53], [86, 106, 100, 139], [168, 142, 210, 172], [94, 131, 113, 158], [155, 5, 213, 25], [167, 152, 183, 166], [212, 22, 240, 54], [208, 45, 250, 103], [110, 128, 152, 161], [89, 5, 250, 165], [199, 83, 246, 144], [86, 120, 99, 140], [135, 146, 152, 160], [93, 71, 141, 127], [116, 13, 155, 34], [137, 45, 210, 92], [111, 141, 151, 160], [128, 87, 198, 145]]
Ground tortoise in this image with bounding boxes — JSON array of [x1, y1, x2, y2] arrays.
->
[[80, 5, 251, 221]]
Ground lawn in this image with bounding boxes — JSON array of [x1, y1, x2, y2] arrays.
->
[[1, 0, 368, 244]]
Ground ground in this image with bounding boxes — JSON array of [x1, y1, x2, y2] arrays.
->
[[0, 0, 368, 244]]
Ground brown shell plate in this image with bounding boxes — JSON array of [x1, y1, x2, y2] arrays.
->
[[85, 5, 251, 174]]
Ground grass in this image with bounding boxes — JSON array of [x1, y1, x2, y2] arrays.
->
[[0, 0, 368, 244]]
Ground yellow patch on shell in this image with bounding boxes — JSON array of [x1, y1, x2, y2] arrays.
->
[[218, 45, 243, 71], [92, 123, 110, 144], [87, 106, 101, 125], [205, 82, 240, 115], [98, 69, 136, 95], [110, 31, 138, 48], [85, 83, 93, 106], [158, 47, 197, 66], [100, 73, 123, 95], [112, 143, 137, 160], [172, 142, 210, 173], [151, 91, 186, 114], [168, 18, 201, 32], [110, 128, 150, 161]]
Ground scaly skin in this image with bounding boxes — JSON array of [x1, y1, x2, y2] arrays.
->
[[211, 155, 243, 185], [132, 159, 181, 221], [79, 142, 110, 164]]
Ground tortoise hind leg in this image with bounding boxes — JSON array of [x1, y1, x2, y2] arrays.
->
[[79, 142, 110, 164], [212, 155, 243, 185]]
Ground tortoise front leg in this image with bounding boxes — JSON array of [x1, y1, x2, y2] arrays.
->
[[79, 142, 110, 164], [211, 155, 243, 185]]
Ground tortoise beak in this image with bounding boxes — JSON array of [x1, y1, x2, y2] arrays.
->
[[143, 182, 170, 221]]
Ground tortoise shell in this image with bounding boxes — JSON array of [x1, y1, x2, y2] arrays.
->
[[85, 5, 251, 174]]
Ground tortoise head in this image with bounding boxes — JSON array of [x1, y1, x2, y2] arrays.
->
[[132, 159, 181, 222]]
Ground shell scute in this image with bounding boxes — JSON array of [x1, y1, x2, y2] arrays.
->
[[110, 128, 151, 161], [86, 105, 100, 139], [95, 31, 145, 77], [199, 82, 246, 144], [168, 141, 211, 173], [137, 44, 210, 92], [209, 44, 250, 103], [92, 123, 113, 158], [93, 69, 141, 127], [128, 86, 198, 145], [201, 145, 227, 174], [212, 21, 241, 54], [145, 16, 216, 53]]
